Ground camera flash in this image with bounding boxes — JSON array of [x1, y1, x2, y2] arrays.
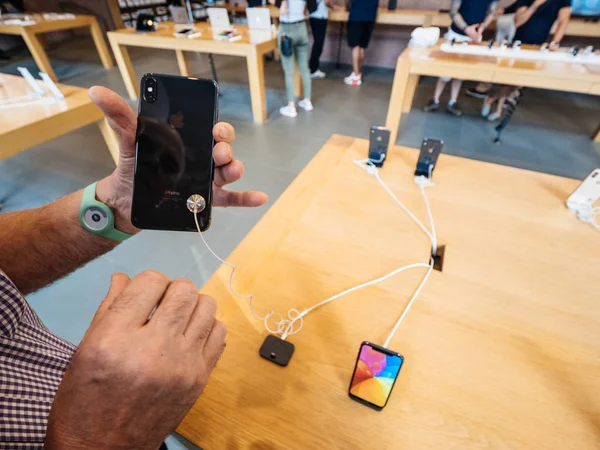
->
[[147, 87, 153, 92]]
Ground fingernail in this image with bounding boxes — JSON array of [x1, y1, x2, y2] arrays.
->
[[219, 125, 228, 139]]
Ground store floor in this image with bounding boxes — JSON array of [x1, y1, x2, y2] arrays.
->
[[2, 37, 600, 450]]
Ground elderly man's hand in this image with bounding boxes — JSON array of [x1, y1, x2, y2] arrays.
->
[[45, 272, 226, 450], [89, 86, 268, 234]]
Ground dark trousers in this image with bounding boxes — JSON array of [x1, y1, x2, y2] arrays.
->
[[309, 18, 328, 73]]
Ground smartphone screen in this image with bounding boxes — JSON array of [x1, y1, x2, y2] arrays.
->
[[348, 342, 404, 410], [132, 73, 218, 232]]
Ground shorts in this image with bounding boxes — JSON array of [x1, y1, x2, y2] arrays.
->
[[347, 21, 375, 49]]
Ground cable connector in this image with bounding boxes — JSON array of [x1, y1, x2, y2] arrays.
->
[[432, 245, 445, 272]]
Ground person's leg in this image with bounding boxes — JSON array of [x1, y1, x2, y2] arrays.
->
[[345, 22, 362, 85], [278, 27, 298, 116], [295, 22, 312, 103], [309, 18, 327, 75], [450, 79, 462, 103], [359, 48, 365, 71], [425, 77, 447, 112], [352, 46, 361, 74], [446, 78, 463, 116]]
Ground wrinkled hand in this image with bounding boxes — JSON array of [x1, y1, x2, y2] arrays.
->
[[465, 24, 482, 42], [45, 272, 226, 450], [89, 86, 268, 234]]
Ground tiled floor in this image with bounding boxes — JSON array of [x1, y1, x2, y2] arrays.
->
[[1, 37, 599, 450]]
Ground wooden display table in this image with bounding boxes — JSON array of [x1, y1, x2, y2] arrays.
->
[[222, 4, 600, 36], [0, 14, 113, 82], [177, 134, 600, 449], [385, 42, 600, 145], [107, 22, 277, 123], [0, 74, 118, 163]]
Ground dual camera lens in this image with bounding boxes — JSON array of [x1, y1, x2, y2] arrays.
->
[[144, 77, 157, 103]]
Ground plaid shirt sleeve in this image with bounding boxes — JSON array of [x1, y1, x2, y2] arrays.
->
[[0, 270, 76, 448]]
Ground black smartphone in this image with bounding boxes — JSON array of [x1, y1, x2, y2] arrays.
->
[[132, 73, 219, 232], [415, 138, 444, 178], [368, 126, 391, 167], [348, 341, 404, 411]]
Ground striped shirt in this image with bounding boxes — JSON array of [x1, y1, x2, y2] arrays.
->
[[0, 270, 76, 448]]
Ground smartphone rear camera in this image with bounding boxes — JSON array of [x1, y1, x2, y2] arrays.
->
[[144, 77, 157, 103]]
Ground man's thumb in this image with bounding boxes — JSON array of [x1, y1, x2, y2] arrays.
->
[[89, 86, 137, 158]]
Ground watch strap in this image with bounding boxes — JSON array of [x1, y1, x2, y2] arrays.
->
[[80, 182, 132, 242]]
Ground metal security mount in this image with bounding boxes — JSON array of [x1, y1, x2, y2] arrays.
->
[[186, 194, 206, 213]]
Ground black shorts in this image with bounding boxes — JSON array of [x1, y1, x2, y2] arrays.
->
[[347, 21, 375, 49]]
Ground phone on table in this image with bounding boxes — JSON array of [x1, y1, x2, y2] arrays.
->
[[368, 126, 390, 167], [173, 27, 195, 37], [348, 342, 404, 411], [415, 138, 444, 178], [567, 168, 600, 212], [132, 73, 219, 232]]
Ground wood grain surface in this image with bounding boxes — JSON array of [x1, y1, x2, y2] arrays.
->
[[0, 74, 117, 162], [177, 135, 600, 449]]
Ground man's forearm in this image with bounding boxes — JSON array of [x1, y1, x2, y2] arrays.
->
[[514, 5, 538, 27], [0, 179, 120, 294], [481, 2, 498, 28], [552, 8, 571, 44], [449, 0, 468, 31]]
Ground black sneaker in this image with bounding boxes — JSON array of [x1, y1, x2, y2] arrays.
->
[[424, 99, 440, 112], [446, 103, 463, 117], [466, 87, 490, 99]]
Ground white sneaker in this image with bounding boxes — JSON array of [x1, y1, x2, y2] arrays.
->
[[311, 69, 326, 79], [487, 112, 501, 121], [280, 105, 298, 118], [298, 99, 314, 111], [344, 72, 362, 86]]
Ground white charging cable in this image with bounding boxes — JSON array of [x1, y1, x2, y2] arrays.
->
[[575, 204, 600, 232], [194, 157, 439, 345]]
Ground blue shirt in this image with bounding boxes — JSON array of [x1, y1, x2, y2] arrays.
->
[[349, 0, 378, 22], [514, 0, 572, 45], [450, 0, 497, 35]]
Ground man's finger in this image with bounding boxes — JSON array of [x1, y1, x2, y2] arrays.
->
[[89, 86, 137, 159], [213, 142, 234, 167], [213, 189, 268, 208], [105, 271, 171, 328], [150, 279, 199, 335], [214, 160, 244, 188], [184, 294, 218, 345], [212, 122, 235, 144], [91, 273, 131, 326], [202, 320, 227, 372]]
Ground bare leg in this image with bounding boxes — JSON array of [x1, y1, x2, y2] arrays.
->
[[496, 97, 506, 116], [352, 46, 361, 74], [359, 48, 365, 73], [450, 79, 463, 103], [433, 78, 447, 102]]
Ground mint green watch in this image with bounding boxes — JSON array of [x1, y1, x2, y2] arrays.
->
[[79, 182, 132, 242]]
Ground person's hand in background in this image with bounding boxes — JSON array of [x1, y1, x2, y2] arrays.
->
[[465, 24, 482, 42], [549, 41, 560, 51], [88, 87, 268, 234], [45, 271, 226, 450]]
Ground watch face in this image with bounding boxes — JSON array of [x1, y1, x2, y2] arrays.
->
[[83, 206, 109, 231]]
